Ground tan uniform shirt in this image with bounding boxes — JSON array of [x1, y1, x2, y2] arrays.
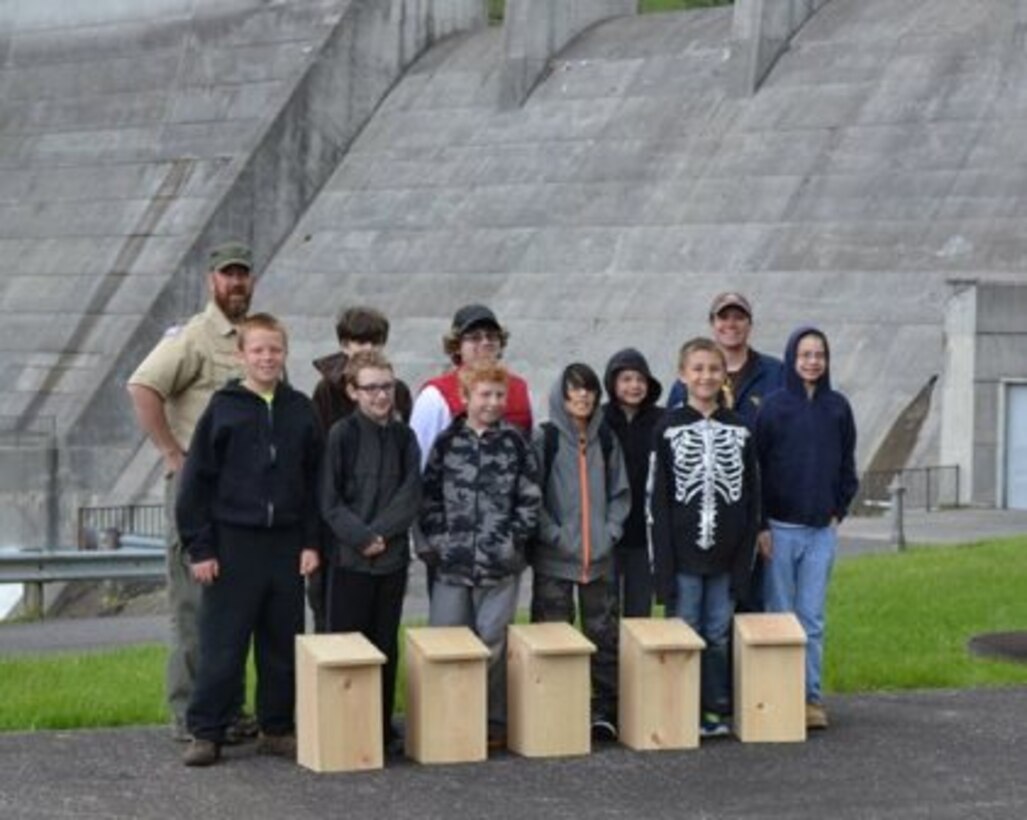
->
[[128, 301, 241, 451]]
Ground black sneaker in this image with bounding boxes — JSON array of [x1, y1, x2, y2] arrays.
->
[[182, 739, 220, 767], [255, 733, 297, 759], [590, 718, 618, 743], [224, 712, 259, 745]]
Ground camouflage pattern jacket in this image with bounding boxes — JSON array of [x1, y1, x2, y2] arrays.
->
[[419, 416, 541, 587]]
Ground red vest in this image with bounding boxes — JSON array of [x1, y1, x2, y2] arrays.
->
[[424, 369, 533, 434]]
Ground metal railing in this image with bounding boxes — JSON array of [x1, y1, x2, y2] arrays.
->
[[78, 504, 164, 548], [3, 505, 167, 619], [858, 465, 960, 513]]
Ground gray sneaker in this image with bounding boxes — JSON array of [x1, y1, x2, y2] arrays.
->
[[182, 739, 220, 767]]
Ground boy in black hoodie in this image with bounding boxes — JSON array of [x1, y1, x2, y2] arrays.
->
[[176, 314, 321, 767], [602, 348, 663, 617], [649, 338, 759, 738], [755, 326, 858, 731]]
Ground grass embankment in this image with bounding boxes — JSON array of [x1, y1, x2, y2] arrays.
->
[[2, 538, 1026, 731]]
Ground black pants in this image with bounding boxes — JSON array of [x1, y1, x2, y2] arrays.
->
[[187, 525, 304, 742], [610, 547, 654, 617], [530, 573, 619, 721], [327, 564, 408, 742]]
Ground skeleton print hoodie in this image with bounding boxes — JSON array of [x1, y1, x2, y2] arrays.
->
[[647, 404, 760, 601]]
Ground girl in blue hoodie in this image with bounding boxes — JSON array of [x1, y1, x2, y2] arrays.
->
[[755, 326, 858, 731]]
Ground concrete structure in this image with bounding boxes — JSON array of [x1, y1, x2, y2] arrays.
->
[[2, 0, 1027, 534], [498, 0, 636, 108], [263, 0, 1027, 509], [941, 281, 1027, 507], [730, 0, 831, 96], [0, 0, 485, 543]]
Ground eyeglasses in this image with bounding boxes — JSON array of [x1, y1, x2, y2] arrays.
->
[[354, 382, 396, 394], [462, 329, 501, 344]]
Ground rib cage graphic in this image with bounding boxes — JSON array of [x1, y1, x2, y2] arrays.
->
[[665, 419, 749, 550]]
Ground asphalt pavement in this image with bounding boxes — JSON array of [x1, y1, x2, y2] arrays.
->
[[0, 687, 1025, 819], [2, 508, 1027, 818]]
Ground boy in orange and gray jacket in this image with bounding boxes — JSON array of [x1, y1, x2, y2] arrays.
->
[[530, 363, 631, 739]]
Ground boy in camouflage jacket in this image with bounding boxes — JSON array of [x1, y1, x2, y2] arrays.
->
[[419, 361, 540, 745]]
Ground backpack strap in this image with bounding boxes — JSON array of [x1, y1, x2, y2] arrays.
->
[[598, 421, 614, 472], [540, 421, 559, 491], [540, 420, 615, 488]]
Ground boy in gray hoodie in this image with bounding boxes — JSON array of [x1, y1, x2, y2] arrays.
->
[[531, 363, 631, 739]]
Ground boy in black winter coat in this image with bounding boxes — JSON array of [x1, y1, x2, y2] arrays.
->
[[176, 314, 321, 767], [649, 338, 759, 738], [319, 350, 421, 753], [602, 348, 663, 617]]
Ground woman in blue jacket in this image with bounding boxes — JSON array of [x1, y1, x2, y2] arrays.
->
[[755, 326, 858, 731]]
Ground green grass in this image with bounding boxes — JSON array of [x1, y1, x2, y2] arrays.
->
[[0, 645, 167, 731], [825, 538, 1027, 692], [2, 538, 1027, 731], [489, 0, 731, 24]]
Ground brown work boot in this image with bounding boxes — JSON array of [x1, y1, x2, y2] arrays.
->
[[182, 739, 221, 767], [806, 702, 829, 730], [255, 733, 297, 759]]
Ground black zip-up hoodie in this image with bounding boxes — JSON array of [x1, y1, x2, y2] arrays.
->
[[648, 404, 760, 600], [601, 348, 664, 553], [176, 379, 323, 562], [755, 326, 859, 529]]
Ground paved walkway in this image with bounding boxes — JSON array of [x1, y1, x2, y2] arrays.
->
[[0, 687, 1024, 819]]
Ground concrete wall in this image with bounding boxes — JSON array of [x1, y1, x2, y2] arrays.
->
[[258, 0, 1027, 501], [730, 0, 832, 95], [940, 282, 978, 505], [940, 281, 1027, 507], [0, 0, 486, 542], [498, 0, 635, 108], [66, 0, 488, 496]]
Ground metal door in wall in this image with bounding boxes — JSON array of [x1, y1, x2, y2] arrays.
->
[[1004, 383, 1027, 509]]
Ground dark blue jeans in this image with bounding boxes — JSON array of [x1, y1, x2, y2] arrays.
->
[[675, 572, 733, 716]]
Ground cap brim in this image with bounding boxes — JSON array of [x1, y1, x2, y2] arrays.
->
[[214, 258, 251, 271]]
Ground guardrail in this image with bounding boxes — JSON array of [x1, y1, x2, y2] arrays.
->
[[0, 546, 165, 585], [0, 534, 166, 619], [857, 465, 960, 514]]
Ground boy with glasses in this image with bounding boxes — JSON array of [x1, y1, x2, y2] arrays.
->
[[319, 350, 422, 754], [755, 327, 858, 731]]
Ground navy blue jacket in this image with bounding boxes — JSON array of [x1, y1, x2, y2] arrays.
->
[[755, 327, 858, 529], [601, 348, 664, 553], [177, 379, 323, 562], [667, 349, 784, 428]]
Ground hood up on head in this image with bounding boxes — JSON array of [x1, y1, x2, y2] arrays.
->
[[602, 348, 662, 408], [783, 325, 832, 397], [548, 368, 605, 440]]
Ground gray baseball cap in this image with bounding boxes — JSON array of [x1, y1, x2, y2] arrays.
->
[[209, 241, 252, 273]]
